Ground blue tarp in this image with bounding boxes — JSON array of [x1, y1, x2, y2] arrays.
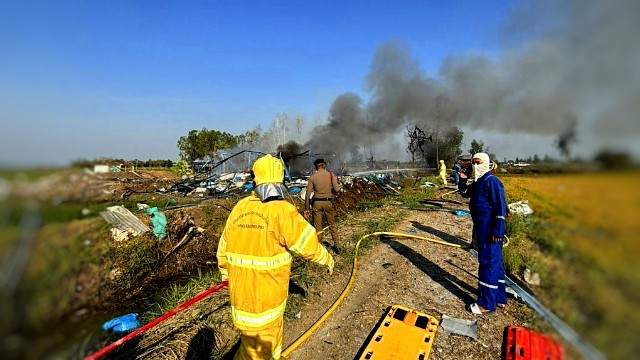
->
[[146, 207, 167, 239], [102, 313, 140, 333], [451, 210, 469, 217]]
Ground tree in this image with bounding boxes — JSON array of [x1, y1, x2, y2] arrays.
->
[[176, 128, 240, 162], [543, 154, 554, 163], [594, 150, 633, 170], [177, 130, 202, 162], [405, 125, 432, 163], [405, 125, 463, 167], [237, 126, 262, 149], [172, 159, 190, 176], [295, 116, 304, 142], [469, 139, 485, 155], [441, 126, 464, 164], [262, 114, 290, 151]]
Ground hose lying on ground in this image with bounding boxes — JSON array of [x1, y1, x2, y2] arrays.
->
[[440, 189, 466, 205], [86, 231, 512, 360], [281, 232, 465, 359], [283, 227, 605, 360], [84, 281, 228, 360]]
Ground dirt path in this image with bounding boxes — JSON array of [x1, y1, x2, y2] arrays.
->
[[282, 205, 540, 360]]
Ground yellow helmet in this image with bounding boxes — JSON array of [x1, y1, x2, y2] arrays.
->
[[252, 154, 284, 185]]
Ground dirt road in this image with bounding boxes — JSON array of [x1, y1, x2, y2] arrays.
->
[[281, 205, 544, 360]]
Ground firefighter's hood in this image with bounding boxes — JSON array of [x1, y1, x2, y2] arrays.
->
[[253, 154, 284, 185], [252, 154, 287, 202]]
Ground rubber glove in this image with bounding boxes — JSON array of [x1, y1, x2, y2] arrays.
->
[[328, 256, 335, 275]]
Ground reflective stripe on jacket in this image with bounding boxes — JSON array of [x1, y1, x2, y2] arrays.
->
[[217, 194, 333, 330]]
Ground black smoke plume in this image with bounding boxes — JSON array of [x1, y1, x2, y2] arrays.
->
[[308, 0, 639, 158], [277, 140, 309, 176]]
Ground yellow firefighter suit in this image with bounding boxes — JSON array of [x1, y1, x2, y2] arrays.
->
[[439, 160, 448, 187], [217, 154, 334, 360]]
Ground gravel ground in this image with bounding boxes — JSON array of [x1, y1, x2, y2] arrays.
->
[[282, 204, 551, 360]]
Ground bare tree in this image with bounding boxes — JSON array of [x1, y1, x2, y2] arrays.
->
[[263, 114, 290, 151], [277, 113, 288, 145], [295, 115, 304, 142], [405, 124, 433, 163]]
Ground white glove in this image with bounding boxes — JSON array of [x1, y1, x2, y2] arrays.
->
[[327, 257, 335, 275]]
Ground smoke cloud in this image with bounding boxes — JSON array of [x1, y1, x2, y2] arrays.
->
[[307, 0, 639, 158], [277, 140, 309, 176]]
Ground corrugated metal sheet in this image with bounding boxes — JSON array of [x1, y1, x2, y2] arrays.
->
[[100, 206, 149, 235]]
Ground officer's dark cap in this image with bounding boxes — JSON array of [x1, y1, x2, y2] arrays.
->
[[313, 158, 325, 167]]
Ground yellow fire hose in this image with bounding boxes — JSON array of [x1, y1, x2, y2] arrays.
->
[[440, 189, 466, 205], [281, 231, 467, 359], [281, 229, 510, 358]]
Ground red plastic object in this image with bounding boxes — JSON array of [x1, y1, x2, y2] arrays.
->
[[85, 281, 228, 360], [503, 326, 565, 360]]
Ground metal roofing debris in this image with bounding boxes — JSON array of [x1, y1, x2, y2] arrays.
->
[[100, 205, 150, 236], [93, 165, 110, 174], [440, 314, 478, 339], [468, 248, 605, 360], [117, 150, 409, 201], [508, 200, 534, 216], [421, 181, 437, 188]]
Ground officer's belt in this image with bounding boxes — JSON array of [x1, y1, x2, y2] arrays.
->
[[312, 197, 333, 202]]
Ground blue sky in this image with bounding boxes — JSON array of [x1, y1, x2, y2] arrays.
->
[[1, 0, 525, 166]]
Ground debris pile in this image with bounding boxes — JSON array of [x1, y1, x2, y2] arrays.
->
[[157, 211, 206, 267], [100, 205, 150, 242]]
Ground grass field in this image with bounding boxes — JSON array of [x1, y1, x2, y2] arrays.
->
[[2, 168, 637, 358], [500, 171, 640, 359]]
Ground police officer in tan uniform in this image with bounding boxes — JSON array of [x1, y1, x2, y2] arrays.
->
[[304, 158, 341, 252]]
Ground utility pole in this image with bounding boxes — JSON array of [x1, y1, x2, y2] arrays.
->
[[436, 96, 442, 165]]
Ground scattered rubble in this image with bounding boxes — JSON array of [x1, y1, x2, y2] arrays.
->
[[523, 268, 541, 286], [100, 205, 150, 241], [509, 200, 534, 216]]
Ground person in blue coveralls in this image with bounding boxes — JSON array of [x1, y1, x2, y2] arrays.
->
[[460, 152, 508, 314], [452, 161, 461, 186]]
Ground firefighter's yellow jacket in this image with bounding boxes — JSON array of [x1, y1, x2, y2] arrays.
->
[[217, 192, 334, 331]]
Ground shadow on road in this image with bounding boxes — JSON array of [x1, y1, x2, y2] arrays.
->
[[409, 221, 470, 247], [381, 236, 476, 305]]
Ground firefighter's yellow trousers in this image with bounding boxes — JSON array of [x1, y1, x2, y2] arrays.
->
[[234, 317, 283, 360]]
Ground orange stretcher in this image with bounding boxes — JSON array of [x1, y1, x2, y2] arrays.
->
[[503, 325, 565, 360], [358, 304, 439, 360]]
